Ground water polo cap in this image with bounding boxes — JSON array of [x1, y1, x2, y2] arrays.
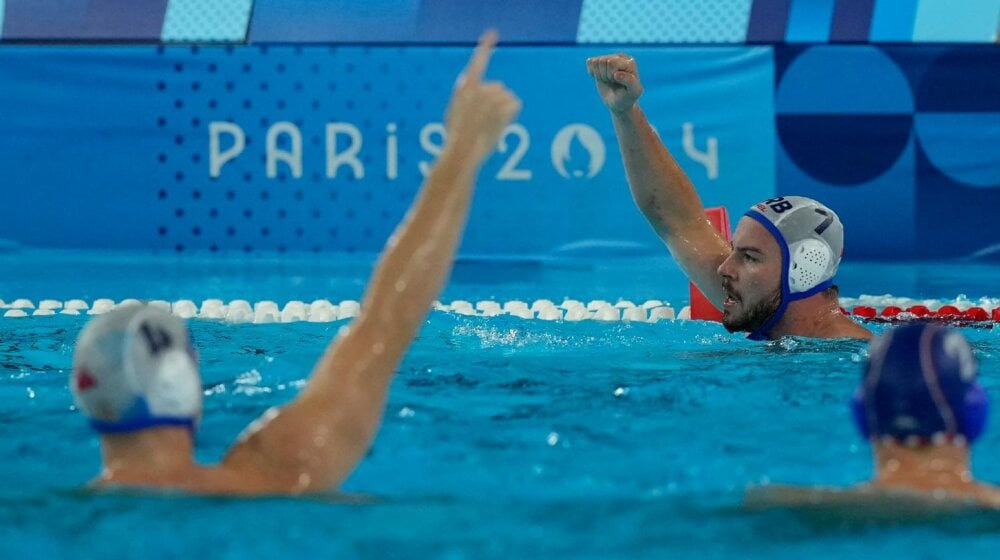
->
[[71, 304, 202, 434], [851, 323, 988, 445], [743, 196, 844, 340]]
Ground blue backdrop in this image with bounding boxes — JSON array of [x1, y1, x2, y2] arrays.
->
[[0, 45, 774, 256], [775, 45, 1000, 259]]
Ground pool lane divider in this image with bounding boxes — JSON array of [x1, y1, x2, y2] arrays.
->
[[2, 299, 998, 327], [844, 305, 1000, 325], [0, 298, 679, 324]]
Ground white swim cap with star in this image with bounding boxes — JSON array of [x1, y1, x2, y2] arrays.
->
[[71, 305, 202, 434]]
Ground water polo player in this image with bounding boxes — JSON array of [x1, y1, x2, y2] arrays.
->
[[70, 31, 521, 495], [746, 323, 1000, 511], [586, 53, 870, 340]]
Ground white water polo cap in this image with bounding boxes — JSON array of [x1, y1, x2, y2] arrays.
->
[[743, 196, 844, 340], [71, 305, 202, 434]]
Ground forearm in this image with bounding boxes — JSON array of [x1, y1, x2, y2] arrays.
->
[[226, 31, 515, 493], [289, 141, 480, 440], [612, 105, 708, 238], [357, 141, 480, 342]]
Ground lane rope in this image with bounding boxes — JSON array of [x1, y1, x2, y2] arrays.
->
[[3, 297, 997, 326], [0, 298, 678, 324]]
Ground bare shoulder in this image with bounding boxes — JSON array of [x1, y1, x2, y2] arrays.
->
[[834, 315, 873, 340], [744, 483, 1000, 522]]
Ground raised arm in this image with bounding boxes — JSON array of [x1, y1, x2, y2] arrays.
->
[[224, 31, 521, 493], [587, 54, 730, 306]]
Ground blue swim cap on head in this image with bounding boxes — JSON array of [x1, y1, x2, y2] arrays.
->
[[743, 196, 844, 340], [72, 305, 202, 434], [851, 323, 988, 445]]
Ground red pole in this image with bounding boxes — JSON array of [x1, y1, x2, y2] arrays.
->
[[689, 207, 731, 322]]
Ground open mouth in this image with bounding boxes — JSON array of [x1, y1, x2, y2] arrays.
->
[[722, 286, 741, 309]]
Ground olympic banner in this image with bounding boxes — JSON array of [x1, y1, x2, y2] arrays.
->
[[0, 45, 774, 255], [774, 45, 1000, 259]]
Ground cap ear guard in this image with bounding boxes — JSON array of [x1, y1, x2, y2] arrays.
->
[[787, 238, 833, 294], [851, 383, 989, 444], [137, 346, 202, 425]]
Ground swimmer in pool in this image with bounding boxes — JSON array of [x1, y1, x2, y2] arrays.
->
[[745, 323, 1000, 514], [586, 54, 871, 340], [70, 31, 521, 495]]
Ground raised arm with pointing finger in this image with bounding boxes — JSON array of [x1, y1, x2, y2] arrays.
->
[[71, 31, 523, 495], [587, 54, 869, 340]]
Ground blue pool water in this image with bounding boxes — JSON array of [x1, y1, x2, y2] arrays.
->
[[2, 251, 1000, 558]]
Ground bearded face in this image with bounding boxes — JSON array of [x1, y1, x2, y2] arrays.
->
[[722, 283, 782, 334]]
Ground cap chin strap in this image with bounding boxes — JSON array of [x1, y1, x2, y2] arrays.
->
[[89, 416, 196, 434], [85, 396, 197, 434], [744, 212, 834, 341]]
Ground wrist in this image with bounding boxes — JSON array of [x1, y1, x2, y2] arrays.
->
[[442, 133, 489, 165], [610, 103, 641, 120], [435, 140, 485, 178]]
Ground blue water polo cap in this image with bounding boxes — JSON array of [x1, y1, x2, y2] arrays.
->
[[72, 305, 202, 434], [743, 196, 844, 340], [851, 323, 988, 445]]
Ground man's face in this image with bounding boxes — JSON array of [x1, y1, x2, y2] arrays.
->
[[717, 218, 783, 334]]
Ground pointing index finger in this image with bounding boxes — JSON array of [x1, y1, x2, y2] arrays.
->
[[462, 29, 498, 85]]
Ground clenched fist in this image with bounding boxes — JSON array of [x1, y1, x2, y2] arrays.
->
[[586, 53, 643, 114]]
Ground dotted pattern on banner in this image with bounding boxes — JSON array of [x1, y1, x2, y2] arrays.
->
[[161, 0, 252, 43], [0, 0, 5, 41], [152, 45, 441, 254], [577, 0, 753, 44]]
